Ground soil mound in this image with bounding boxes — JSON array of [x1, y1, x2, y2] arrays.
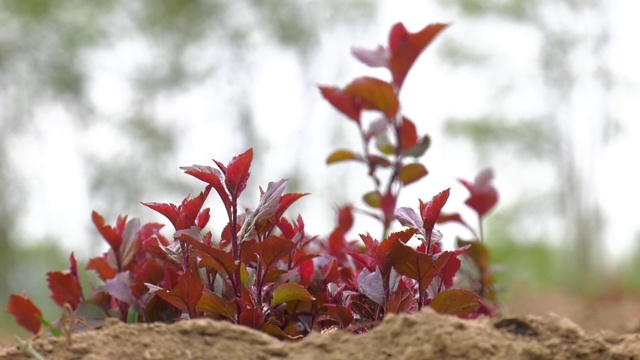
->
[[2, 308, 639, 360]]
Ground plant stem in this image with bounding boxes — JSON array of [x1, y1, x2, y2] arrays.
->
[[230, 198, 241, 298]]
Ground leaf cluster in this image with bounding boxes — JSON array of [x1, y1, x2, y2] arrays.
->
[[7, 21, 501, 342]]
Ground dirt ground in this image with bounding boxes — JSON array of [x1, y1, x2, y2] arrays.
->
[[2, 288, 640, 360]]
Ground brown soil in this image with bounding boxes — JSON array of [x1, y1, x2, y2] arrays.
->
[[1, 306, 640, 360], [4, 287, 640, 360]]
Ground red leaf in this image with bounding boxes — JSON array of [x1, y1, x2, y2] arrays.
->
[[386, 288, 418, 314], [376, 229, 417, 275], [277, 192, 308, 219], [439, 248, 468, 290], [47, 271, 83, 309], [380, 191, 397, 221], [430, 288, 481, 317], [388, 22, 448, 89], [337, 205, 354, 232], [86, 255, 117, 281], [92, 211, 122, 254], [178, 188, 210, 230], [6, 294, 42, 334], [196, 208, 211, 229], [276, 217, 295, 240], [399, 117, 419, 150], [143, 188, 210, 231], [459, 168, 498, 219], [350, 235, 379, 272], [314, 304, 354, 330], [390, 243, 450, 292], [238, 306, 264, 329], [196, 290, 237, 321], [359, 233, 380, 255], [420, 188, 450, 232], [347, 253, 374, 273], [293, 250, 315, 287], [47, 254, 83, 309], [131, 259, 165, 297], [225, 148, 253, 199], [180, 165, 231, 214], [154, 271, 204, 317], [344, 76, 399, 119], [255, 235, 296, 271], [176, 230, 237, 277], [141, 202, 178, 227], [321, 260, 341, 284], [328, 228, 347, 262], [319, 85, 362, 123], [367, 155, 392, 168]]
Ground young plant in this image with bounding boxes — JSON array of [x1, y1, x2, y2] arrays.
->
[[318, 22, 497, 327], [6, 21, 500, 343]]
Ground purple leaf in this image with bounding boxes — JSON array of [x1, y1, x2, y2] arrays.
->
[[351, 45, 389, 68], [104, 271, 135, 305], [395, 207, 423, 229], [357, 267, 385, 306], [120, 217, 141, 268], [238, 179, 288, 243]]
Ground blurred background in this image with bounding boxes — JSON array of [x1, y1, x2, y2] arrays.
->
[[2, 0, 640, 338]]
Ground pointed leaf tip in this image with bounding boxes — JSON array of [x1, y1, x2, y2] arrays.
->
[[388, 22, 448, 89], [319, 86, 362, 123], [225, 148, 253, 199], [6, 295, 42, 334]]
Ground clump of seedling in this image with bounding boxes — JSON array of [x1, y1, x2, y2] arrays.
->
[[7, 20, 499, 346]]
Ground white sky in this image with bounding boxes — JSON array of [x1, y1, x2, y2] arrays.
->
[[11, 1, 640, 264]]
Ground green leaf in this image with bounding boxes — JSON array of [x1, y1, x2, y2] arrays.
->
[[375, 133, 395, 155], [363, 191, 381, 208], [326, 149, 361, 164], [36, 316, 61, 337], [402, 134, 431, 158], [430, 288, 481, 316], [196, 290, 237, 321], [126, 307, 139, 324], [398, 163, 428, 185], [271, 283, 314, 307]]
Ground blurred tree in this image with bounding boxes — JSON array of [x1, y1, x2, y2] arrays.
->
[[0, 0, 376, 324], [438, 0, 615, 290]]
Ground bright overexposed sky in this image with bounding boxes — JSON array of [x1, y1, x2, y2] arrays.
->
[[11, 1, 640, 264]]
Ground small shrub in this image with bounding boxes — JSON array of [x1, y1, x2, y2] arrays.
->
[[7, 21, 499, 340]]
